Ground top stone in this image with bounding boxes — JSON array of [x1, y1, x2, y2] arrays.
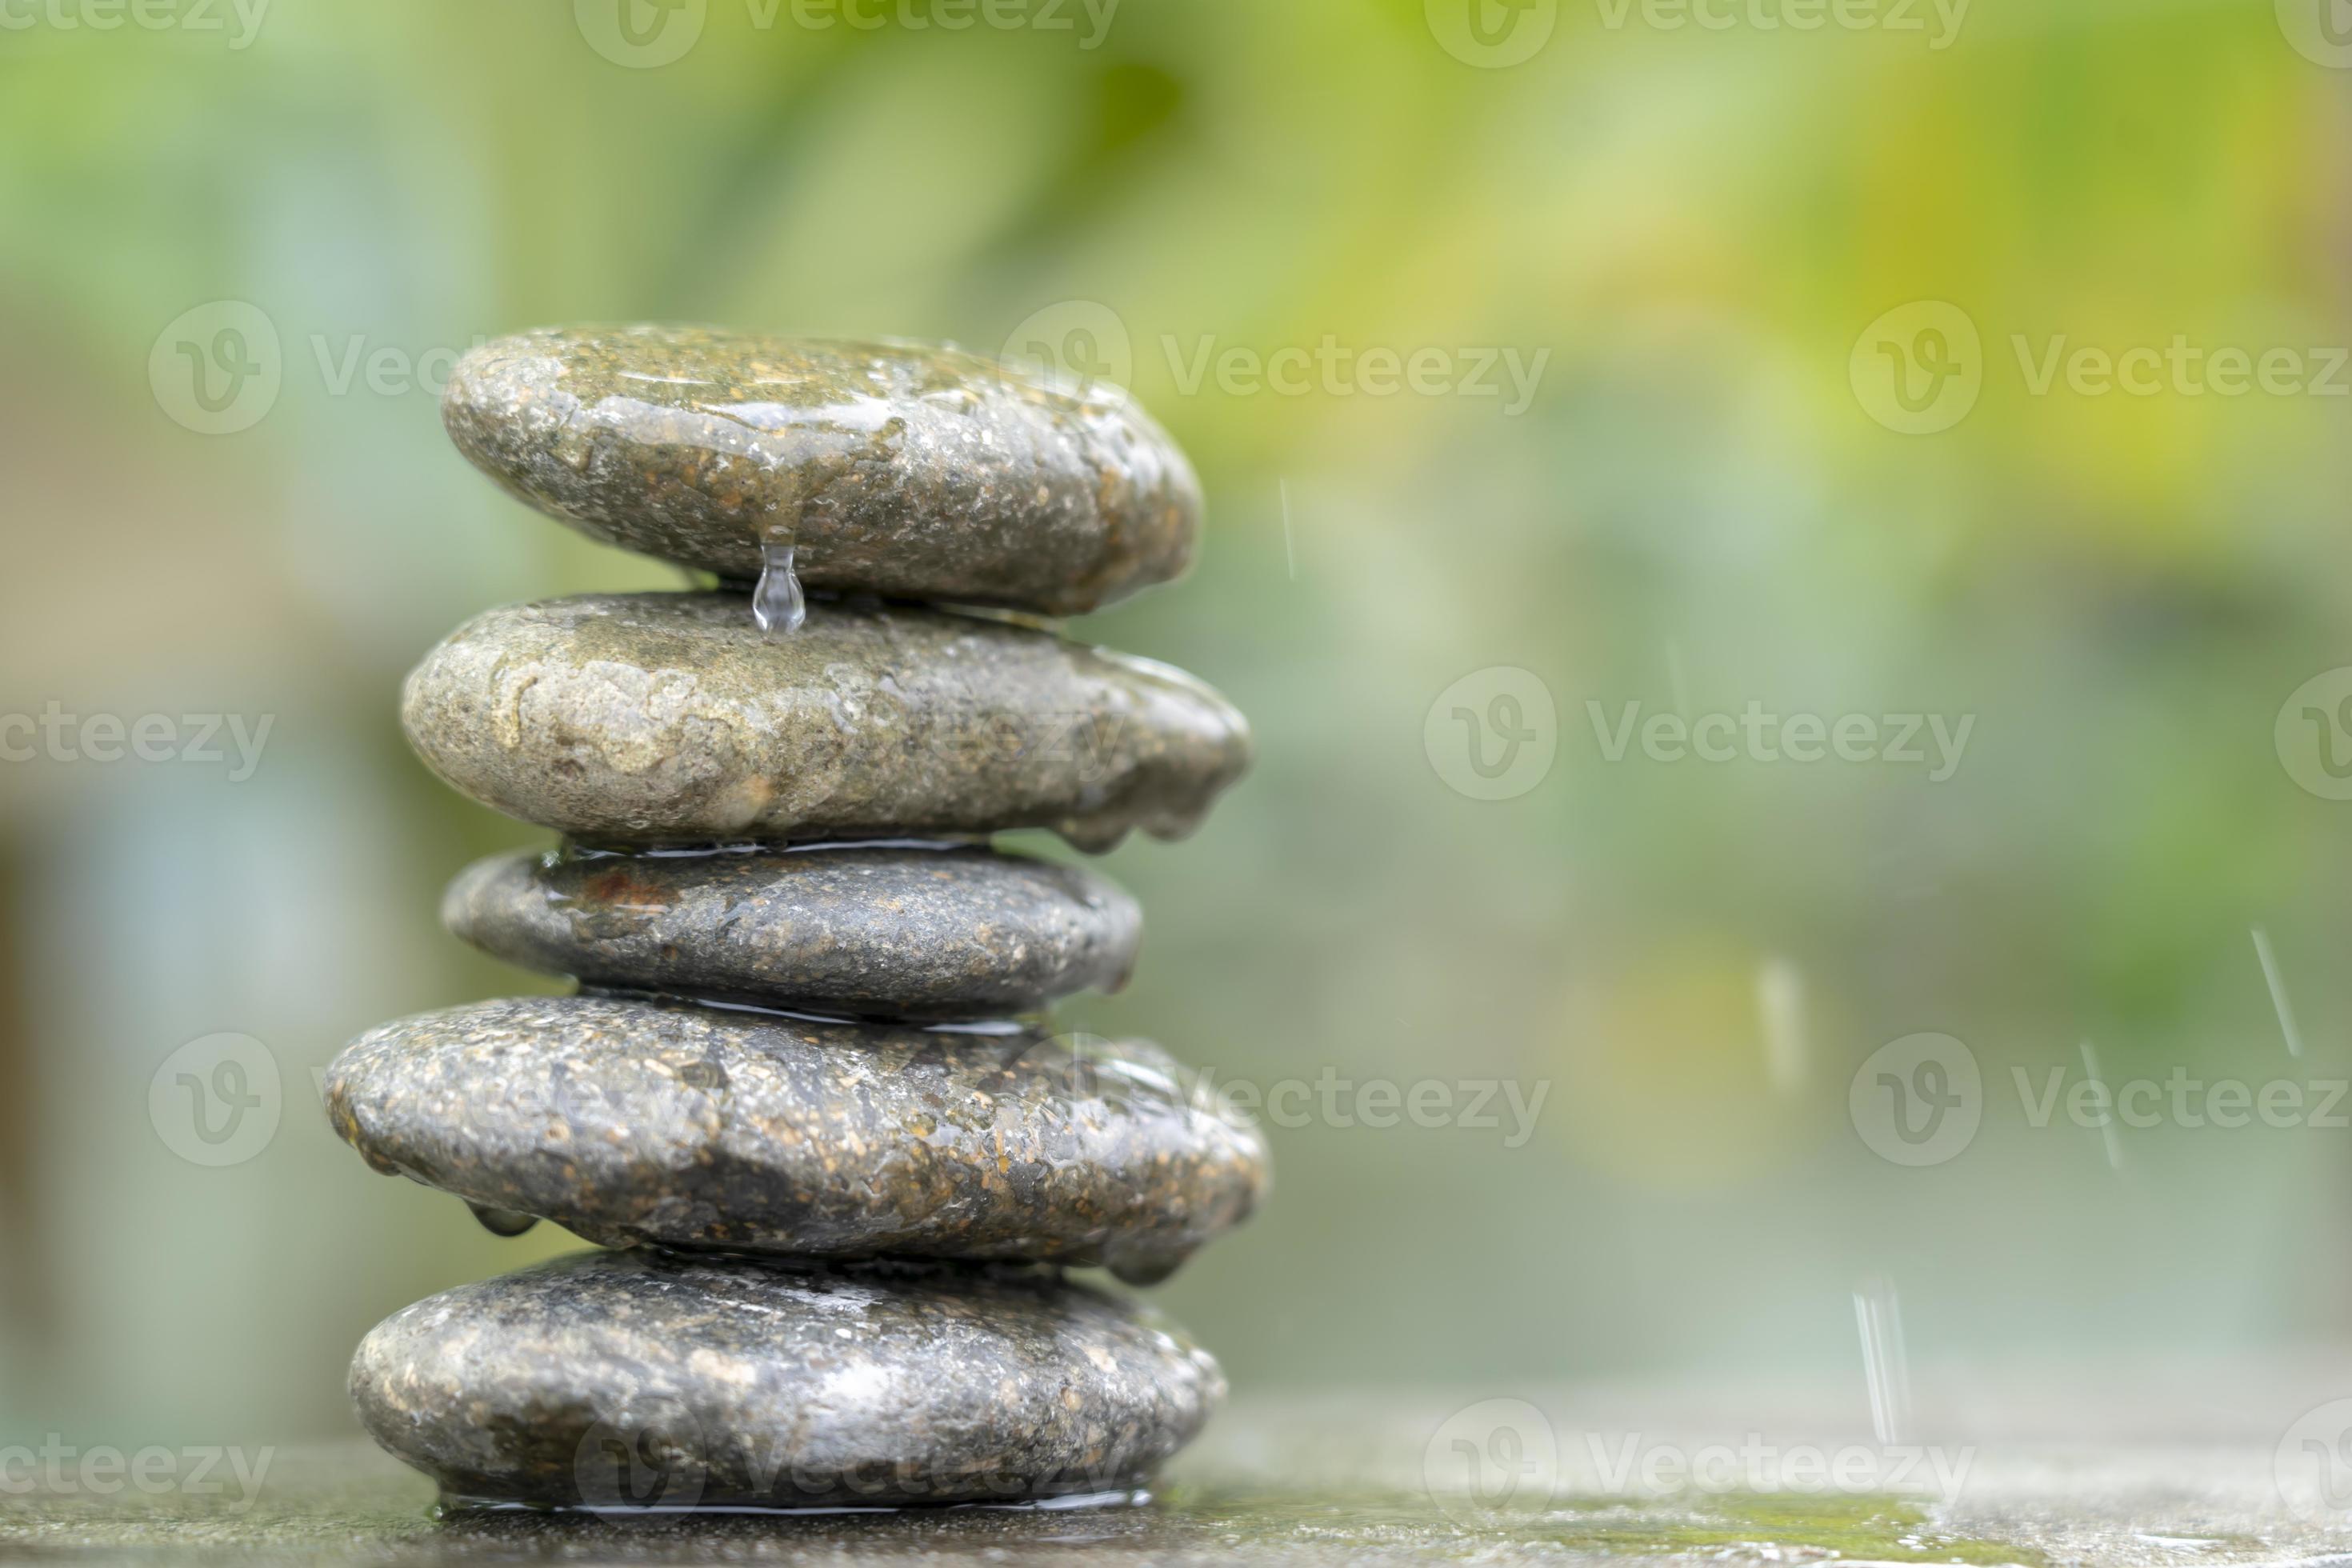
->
[[442, 326, 1201, 616]]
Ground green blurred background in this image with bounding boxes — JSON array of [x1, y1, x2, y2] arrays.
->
[[4, 0, 2352, 1455]]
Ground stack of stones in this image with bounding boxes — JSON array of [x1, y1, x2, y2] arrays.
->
[[325, 326, 1266, 1512]]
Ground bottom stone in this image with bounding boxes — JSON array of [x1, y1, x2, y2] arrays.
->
[[349, 1250, 1224, 1510]]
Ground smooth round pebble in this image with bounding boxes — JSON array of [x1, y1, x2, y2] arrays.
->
[[325, 994, 1268, 1284], [350, 1249, 1223, 1510], [443, 843, 1141, 1020], [442, 326, 1200, 615], [400, 594, 1251, 853]]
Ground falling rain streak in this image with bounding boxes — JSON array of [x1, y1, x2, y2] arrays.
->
[[2077, 1040, 2123, 1170], [2251, 926, 2307, 1060], [1853, 1278, 1911, 1447]]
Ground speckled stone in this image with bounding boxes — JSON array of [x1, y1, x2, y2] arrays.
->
[[349, 1249, 1222, 1510], [443, 843, 1142, 1021], [325, 995, 1267, 1285], [401, 594, 1250, 853], [442, 326, 1200, 616]]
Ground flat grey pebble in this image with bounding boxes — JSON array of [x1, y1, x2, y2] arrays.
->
[[400, 594, 1250, 853], [349, 1249, 1223, 1510], [442, 326, 1200, 615], [443, 843, 1142, 1020], [325, 994, 1268, 1284]]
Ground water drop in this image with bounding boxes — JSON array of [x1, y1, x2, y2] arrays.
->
[[467, 1202, 538, 1238], [754, 541, 806, 635]]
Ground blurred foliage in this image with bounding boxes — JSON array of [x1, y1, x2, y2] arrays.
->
[[2, 0, 2351, 1449]]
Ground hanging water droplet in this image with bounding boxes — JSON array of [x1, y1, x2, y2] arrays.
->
[[753, 541, 806, 635], [466, 1202, 538, 1238]]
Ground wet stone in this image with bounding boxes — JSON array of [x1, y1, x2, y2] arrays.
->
[[348, 1249, 1223, 1510], [442, 326, 1201, 616], [444, 843, 1142, 1021], [325, 994, 1267, 1285], [400, 593, 1250, 853]]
